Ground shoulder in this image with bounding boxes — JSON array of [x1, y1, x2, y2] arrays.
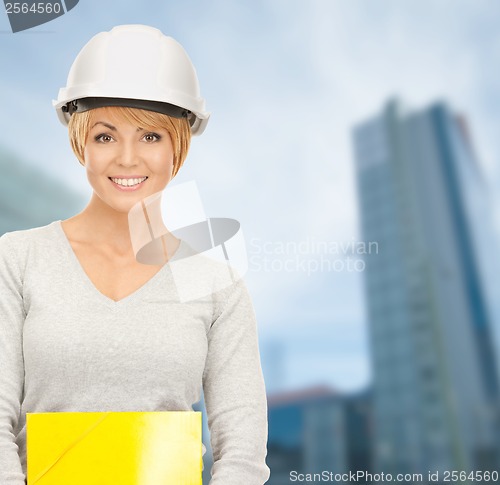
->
[[1, 220, 60, 242], [0, 220, 61, 262], [169, 239, 247, 304]]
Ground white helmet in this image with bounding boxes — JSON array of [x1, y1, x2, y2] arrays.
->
[[53, 24, 210, 135]]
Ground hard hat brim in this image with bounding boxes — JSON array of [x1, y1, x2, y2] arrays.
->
[[64, 96, 192, 120], [54, 96, 209, 136]]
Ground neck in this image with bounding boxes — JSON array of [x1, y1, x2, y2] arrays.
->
[[75, 196, 132, 252], [65, 191, 178, 260]]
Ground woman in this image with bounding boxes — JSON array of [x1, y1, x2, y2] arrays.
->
[[0, 25, 270, 484]]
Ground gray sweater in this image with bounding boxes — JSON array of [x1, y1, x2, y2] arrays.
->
[[0, 220, 270, 484]]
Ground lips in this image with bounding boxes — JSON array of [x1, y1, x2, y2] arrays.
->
[[108, 176, 148, 192]]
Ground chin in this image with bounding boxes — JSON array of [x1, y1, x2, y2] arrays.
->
[[112, 200, 141, 214], [97, 194, 141, 215]]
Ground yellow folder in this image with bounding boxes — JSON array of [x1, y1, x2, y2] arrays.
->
[[26, 411, 202, 485]]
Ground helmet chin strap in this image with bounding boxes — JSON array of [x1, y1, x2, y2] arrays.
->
[[62, 96, 195, 126]]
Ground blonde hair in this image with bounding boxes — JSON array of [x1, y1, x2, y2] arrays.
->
[[67, 105, 192, 178]]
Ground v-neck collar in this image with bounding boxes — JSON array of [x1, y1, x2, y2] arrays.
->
[[52, 220, 185, 308]]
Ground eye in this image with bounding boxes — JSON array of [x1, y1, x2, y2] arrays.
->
[[142, 132, 162, 143], [94, 133, 114, 143]]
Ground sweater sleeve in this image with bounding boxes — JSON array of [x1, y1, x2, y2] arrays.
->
[[0, 233, 26, 485], [202, 276, 270, 485]]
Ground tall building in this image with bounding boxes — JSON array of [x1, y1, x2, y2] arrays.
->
[[267, 386, 371, 485], [1, 145, 84, 233], [352, 99, 499, 476], [260, 338, 287, 393]]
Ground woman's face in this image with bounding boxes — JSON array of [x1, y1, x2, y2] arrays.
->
[[83, 107, 174, 214]]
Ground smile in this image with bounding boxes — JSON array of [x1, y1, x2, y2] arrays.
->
[[108, 176, 148, 191], [109, 176, 147, 186]]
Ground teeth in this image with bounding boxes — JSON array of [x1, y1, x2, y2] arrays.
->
[[110, 177, 147, 187]]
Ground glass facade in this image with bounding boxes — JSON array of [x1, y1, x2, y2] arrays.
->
[[353, 99, 500, 475], [267, 388, 371, 484], [0, 145, 84, 234]]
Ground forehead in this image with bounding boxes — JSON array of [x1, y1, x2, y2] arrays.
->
[[87, 106, 164, 130]]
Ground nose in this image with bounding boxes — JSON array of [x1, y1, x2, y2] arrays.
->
[[117, 139, 141, 167]]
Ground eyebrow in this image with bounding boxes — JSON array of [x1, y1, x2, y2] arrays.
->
[[90, 121, 144, 132]]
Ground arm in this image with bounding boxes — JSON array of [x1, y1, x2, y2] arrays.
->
[[0, 233, 26, 484], [202, 276, 270, 485]]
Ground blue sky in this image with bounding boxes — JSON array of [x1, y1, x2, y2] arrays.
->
[[1, 0, 499, 393]]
